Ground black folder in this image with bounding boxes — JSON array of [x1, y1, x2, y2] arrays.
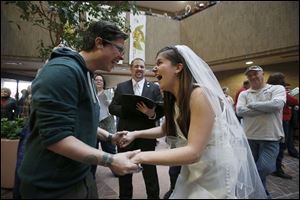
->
[[121, 94, 163, 118]]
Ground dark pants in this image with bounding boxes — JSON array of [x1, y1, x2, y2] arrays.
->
[[118, 139, 159, 199], [20, 173, 98, 199], [91, 139, 116, 179], [277, 120, 299, 170], [276, 142, 285, 170], [285, 119, 299, 156], [91, 116, 117, 178], [13, 124, 30, 199], [100, 140, 116, 154], [236, 114, 243, 123], [168, 166, 181, 190]]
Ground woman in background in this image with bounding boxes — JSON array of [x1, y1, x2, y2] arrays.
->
[[91, 73, 117, 177]]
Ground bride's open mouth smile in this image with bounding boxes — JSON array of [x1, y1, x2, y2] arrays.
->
[[156, 75, 162, 81]]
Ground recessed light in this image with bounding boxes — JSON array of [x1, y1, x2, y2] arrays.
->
[[5, 62, 22, 65], [246, 61, 253, 65]]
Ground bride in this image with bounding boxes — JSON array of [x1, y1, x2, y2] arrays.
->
[[119, 45, 267, 199]]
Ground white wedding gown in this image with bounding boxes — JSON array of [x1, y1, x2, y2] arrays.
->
[[164, 45, 266, 199], [168, 105, 243, 199]]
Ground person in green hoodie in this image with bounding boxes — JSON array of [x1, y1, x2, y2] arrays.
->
[[18, 20, 141, 199]]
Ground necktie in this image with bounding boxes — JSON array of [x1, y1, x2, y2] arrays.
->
[[134, 82, 141, 96]]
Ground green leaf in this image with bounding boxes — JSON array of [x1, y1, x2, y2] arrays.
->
[[1, 118, 26, 140]]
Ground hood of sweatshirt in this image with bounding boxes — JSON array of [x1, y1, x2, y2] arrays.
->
[[50, 47, 88, 73], [49, 47, 99, 105]]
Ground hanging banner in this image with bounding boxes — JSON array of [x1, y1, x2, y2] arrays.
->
[[129, 13, 146, 63]]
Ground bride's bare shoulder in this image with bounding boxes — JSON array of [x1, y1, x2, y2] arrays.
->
[[190, 87, 213, 113], [190, 87, 207, 104], [191, 86, 205, 98]]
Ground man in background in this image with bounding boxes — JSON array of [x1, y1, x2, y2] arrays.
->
[[109, 58, 164, 199], [237, 66, 286, 198]]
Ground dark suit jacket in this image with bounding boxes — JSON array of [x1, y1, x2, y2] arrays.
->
[[109, 79, 164, 132]]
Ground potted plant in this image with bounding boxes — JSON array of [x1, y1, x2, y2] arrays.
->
[[1, 117, 25, 189]]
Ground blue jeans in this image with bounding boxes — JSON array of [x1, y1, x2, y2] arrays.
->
[[248, 140, 279, 195]]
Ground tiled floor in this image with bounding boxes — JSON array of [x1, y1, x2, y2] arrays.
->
[[2, 137, 299, 199]]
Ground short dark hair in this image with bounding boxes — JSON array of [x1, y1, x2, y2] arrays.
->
[[130, 58, 145, 67], [267, 72, 285, 86], [81, 20, 128, 51], [243, 80, 250, 86]]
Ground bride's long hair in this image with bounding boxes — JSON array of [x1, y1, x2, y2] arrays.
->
[[156, 46, 195, 138]]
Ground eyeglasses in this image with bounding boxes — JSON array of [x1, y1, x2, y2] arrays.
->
[[102, 39, 124, 55]]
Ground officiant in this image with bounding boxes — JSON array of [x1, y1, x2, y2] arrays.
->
[[109, 58, 164, 199]]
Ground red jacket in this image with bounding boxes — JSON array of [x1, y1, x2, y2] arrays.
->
[[283, 92, 298, 121]]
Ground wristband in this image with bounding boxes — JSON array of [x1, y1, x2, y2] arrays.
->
[[99, 153, 113, 167]]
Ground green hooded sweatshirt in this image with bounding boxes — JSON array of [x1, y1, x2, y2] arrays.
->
[[18, 47, 100, 198]]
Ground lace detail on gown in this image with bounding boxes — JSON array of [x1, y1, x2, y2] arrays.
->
[[169, 104, 240, 199]]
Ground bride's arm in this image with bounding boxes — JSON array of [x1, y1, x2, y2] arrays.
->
[[131, 88, 214, 166], [119, 125, 165, 147], [128, 125, 165, 139]]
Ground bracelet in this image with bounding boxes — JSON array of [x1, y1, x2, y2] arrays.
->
[[107, 133, 113, 143], [98, 153, 113, 167]]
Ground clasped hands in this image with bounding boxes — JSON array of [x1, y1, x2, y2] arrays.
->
[[111, 130, 136, 148], [109, 131, 143, 175]]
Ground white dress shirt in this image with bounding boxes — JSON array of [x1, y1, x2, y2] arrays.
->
[[132, 78, 145, 96]]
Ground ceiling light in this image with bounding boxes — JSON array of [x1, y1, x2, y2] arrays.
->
[[5, 62, 22, 65], [246, 61, 253, 65]]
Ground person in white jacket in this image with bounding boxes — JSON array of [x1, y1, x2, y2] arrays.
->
[[236, 65, 286, 199]]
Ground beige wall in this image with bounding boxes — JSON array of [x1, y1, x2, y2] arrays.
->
[[180, 1, 299, 62], [1, 2, 180, 64], [2, 1, 298, 63], [215, 61, 299, 98], [123, 14, 180, 66], [1, 2, 51, 58], [2, 2, 298, 90], [144, 15, 180, 65], [118, 2, 299, 89]]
